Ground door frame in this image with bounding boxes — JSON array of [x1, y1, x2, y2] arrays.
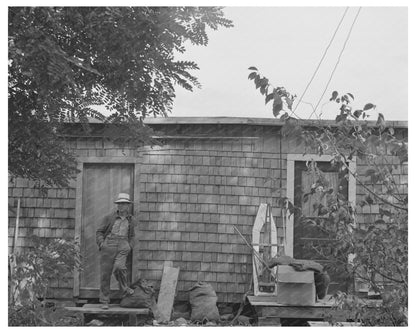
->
[[286, 154, 356, 257], [73, 156, 141, 297]]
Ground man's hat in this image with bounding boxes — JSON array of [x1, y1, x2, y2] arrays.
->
[[114, 193, 132, 203]]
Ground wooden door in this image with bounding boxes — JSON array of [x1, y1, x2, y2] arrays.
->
[[79, 163, 134, 298], [293, 161, 349, 293]]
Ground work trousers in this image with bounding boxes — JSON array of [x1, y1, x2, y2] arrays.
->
[[99, 236, 131, 303]]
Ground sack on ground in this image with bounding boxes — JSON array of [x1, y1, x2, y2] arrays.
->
[[189, 282, 220, 322], [120, 278, 157, 310]]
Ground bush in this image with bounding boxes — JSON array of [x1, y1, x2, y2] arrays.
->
[[8, 236, 81, 326]]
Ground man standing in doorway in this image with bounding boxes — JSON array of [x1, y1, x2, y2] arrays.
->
[[96, 193, 135, 309]]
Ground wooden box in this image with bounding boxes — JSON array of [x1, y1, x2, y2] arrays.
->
[[276, 265, 316, 306]]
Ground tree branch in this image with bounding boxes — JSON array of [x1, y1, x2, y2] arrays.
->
[[323, 129, 408, 211]]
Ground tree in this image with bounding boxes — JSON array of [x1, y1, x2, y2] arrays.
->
[[9, 7, 233, 187], [249, 67, 408, 326]]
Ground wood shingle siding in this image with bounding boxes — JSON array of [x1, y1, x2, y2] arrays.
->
[[135, 131, 286, 302], [8, 118, 408, 303]]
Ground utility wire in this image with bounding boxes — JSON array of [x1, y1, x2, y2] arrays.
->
[[290, 7, 349, 117], [308, 7, 362, 119]]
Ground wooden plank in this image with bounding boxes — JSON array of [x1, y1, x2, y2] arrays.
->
[[252, 203, 278, 297], [152, 135, 259, 140], [132, 162, 141, 279], [286, 159, 295, 257], [258, 316, 281, 326], [65, 304, 149, 315], [262, 305, 344, 320], [248, 295, 334, 307], [308, 321, 361, 326], [73, 162, 84, 297], [156, 263, 180, 322], [248, 295, 381, 308]]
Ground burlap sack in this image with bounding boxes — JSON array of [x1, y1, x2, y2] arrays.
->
[[189, 282, 220, 322], [120, 278, 157, 310]]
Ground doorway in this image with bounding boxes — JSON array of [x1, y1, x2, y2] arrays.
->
[[78, 163, 134, 298]]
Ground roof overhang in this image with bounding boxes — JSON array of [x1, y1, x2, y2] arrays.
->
[[143, 116, 408, 128]]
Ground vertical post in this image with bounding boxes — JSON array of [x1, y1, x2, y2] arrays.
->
[[13, 198, 21, 257], [286, 159, 295, 257], [73, 162, 83, 297], [10, 198, 21, 305], [263, 204, 271, 282]]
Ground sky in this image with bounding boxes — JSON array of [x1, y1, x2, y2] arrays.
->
[[171, 6, 408, 121]]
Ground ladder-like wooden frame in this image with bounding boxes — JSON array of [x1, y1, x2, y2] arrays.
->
[[252, 203, 279, 296]]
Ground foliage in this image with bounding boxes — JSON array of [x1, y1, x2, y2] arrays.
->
[[8, 236, 81, 326], [249, 67, 408, 326], [9, 7, 233, 187]]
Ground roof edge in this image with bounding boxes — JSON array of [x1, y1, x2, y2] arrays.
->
[[143, 116, 408, 128]]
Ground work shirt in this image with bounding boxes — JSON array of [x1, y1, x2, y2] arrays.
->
[[110, 217, 129, 237], [96, 211, 135, 249]]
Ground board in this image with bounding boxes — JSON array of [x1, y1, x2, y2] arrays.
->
[[252, 203, 279, 296]]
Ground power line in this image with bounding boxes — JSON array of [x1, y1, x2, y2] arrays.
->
[[308, 7, 362, 119], [290, 7, 349, 117]]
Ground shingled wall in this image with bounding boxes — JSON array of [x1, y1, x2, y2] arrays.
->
[[7, 119, 408, 302], [355, 158, 408, 222], [135, 126, 287, 302]]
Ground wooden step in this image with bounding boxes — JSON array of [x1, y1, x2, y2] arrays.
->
[[65, 304, 150, 315], [65, 304, 150, 325]]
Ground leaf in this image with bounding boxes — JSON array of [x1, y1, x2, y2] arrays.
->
[[326, 188, 334, 195], [254, 75, 261, 89], [9, 7, 234, 187], [318, 206, 328, 216], [365, 168, 376, 177], [259, 77, 269, 88], [285, 96, 293, 110], [376, 113, 386, 129], [272, 94, 283, 116], [277, 197, 287, 208], [353, 109, 363, 118], [248, 66, 258, 71], [248, 72, 256, 80], [365, 195, 374, 205], [280, 112, 289, 121], [287, 201, 295, 215], [347, 93, 355, 100], [330, 91, 338, 101], [305, 219, 316, 226], [265, 93, 274, 105], [335, 114, 347, 123], [380, 208, 392, 217], [363, 103, 376, 111]]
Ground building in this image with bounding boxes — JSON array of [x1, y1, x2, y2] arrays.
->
[[8, 117, 408, 303]]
